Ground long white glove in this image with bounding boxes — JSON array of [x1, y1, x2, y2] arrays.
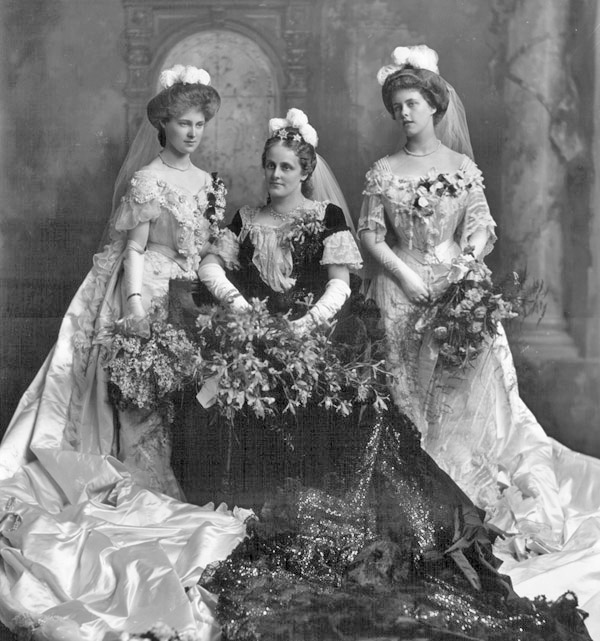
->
[[292, 278, 351, 334], [197, 262, 251, 312], [123, 240, 146, 318]]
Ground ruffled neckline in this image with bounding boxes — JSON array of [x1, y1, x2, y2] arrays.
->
[[133, 169, 212, 201], [373, 155, 474, 183]]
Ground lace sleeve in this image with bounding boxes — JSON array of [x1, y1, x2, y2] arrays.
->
[[456, 162, 497, 257], [114, 172, 163, 231], [321, 231, 363, 270], [357, 167, 387, 243]]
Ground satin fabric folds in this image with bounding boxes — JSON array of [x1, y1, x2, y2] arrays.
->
[[0, 460, 248, 641], [0, 175, 250, 640]]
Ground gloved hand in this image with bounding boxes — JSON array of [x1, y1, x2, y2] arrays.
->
[[197, 262, 251, 312], [291, 278, 351, 334]]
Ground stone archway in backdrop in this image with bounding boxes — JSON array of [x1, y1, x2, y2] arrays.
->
[[122, 0, 314, 213], [160, 30, 280, 211]]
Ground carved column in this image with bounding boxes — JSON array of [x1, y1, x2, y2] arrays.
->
[[587, 1, 600, 358], [498, 0, 579, 360]]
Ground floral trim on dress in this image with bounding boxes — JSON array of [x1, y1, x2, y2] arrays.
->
[[362, 158, 485, 252], [116, 170, 216, 271], [358, 157, 496, 254]]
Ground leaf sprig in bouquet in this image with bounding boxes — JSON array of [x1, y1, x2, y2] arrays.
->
[[100, 317, 200, 422], [422, 249, 520, 369], [194, 298, 388, 425]]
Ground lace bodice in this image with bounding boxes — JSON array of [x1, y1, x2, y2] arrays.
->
[[358, 156, 496, 258], [215, 200, 362, 294], [114, 170, 216, 271]]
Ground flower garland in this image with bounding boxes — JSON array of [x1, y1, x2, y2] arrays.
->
[[203, 172, 227, 239], [419, 250, 521, 369], [405, 169, 481, 249]]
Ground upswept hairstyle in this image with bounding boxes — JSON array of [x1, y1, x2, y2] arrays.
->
[[382, 67, 449, 124], [146, 83, 221, 147], [261, 127, 317, 197]]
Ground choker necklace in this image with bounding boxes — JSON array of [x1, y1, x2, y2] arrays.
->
[[267, 199, 307, 220], [403, 140, 442, 157], [158, 152, 191, 172]]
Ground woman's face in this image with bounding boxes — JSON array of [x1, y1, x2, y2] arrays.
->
[[264, 142, 306, 200], [162, 107, 206, 155], [391, 88, 436, 137]]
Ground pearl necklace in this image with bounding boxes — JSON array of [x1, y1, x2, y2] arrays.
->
[[158, 152, 191, 172], [403, 140, 442, 157], [267, 199, 307, 220]]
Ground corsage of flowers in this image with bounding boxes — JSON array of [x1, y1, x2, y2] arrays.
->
[[283, 210, 326, 267], [421, 249, 520, 369], [204, 172, 228, 239], [269, 108, 319, 148], [159, 64, 211, 88], [406, 169, 481, 250]]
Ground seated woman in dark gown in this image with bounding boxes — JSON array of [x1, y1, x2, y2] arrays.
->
[[194, 110, 590, 641]]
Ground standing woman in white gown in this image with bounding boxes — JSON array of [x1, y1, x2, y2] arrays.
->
[[358, 45, 600, 638], [0, 65, 250, 641]]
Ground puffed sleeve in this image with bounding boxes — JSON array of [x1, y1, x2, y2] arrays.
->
[[456, 160, 497, 258], [321, 203, 363, 270], [356, 165, 387, 243], [208, 210, 242, 270], [114, 172, 163, 231]]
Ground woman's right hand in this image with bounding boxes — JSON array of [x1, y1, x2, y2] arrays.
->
[[397, 268, 430, 305]]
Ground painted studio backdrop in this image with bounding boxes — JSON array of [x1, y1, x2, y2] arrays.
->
[[0, 0, 599, 453]]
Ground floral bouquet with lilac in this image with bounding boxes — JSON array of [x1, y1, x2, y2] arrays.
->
[[100, 317, 200, 422], [422, 249, 521, 369]]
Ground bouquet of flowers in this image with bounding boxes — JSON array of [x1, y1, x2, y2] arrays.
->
[[100, 317, 200, 422], [422, 250, 521, 369], [194, 298, 388, 425]]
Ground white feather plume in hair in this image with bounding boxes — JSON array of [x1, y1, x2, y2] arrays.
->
[[377, 44, 440, 86], [268, 108, 318, 147], [159, 64, 211, 89]]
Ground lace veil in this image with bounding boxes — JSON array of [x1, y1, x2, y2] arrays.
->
[[312, 153, 357, 237], [98, 119, 161, 251]]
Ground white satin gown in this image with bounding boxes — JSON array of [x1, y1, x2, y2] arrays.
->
[[358, 155, 600, 640]]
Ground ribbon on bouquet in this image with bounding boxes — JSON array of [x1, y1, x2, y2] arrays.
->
[[196, 373, 222, 409]]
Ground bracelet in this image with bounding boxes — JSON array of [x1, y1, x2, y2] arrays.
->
[[127, 293, 142, 301]]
